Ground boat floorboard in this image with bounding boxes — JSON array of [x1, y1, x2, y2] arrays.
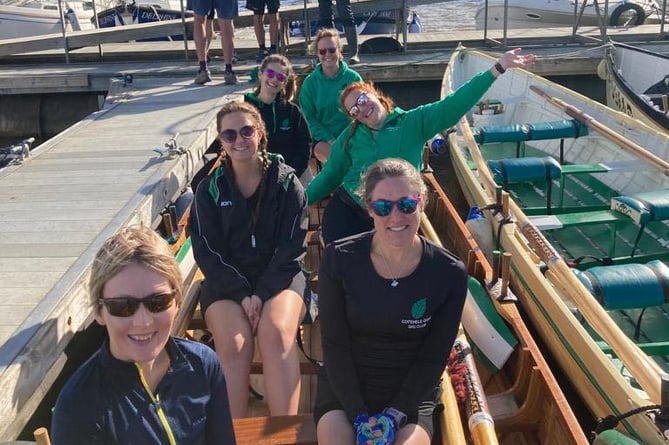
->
[[0, 76, 248, 440]]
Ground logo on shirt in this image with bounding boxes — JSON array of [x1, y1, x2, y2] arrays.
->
[[280, 118, 291, 131], [401, 298, 430, 329], [220, 200, 233, 207]]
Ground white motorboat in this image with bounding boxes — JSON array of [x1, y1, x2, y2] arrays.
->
[[475, 0, 658, 29], [0, 3, 81, 39]]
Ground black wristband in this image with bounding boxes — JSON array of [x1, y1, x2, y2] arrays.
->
[[494, 62, 506, 74]]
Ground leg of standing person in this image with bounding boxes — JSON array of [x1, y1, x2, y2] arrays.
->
[[204, 300, 255, 418], [205, 8, 215, 61], [318, 0, 334, 29], [217, 0, 238, 85], [193, 14, 212, 84], [336, 0, 359, 64], [266, 0, 280, 55], [247, 0, 267, 62], [256, 288, 306, 415]]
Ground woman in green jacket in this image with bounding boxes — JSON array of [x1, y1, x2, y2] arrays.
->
[[306, 48, 536, 244], [299, 28, 362, 164]]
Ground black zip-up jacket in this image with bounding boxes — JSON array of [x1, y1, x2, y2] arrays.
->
[[189, 154, 308, 303], [244, 92, 312, 178]]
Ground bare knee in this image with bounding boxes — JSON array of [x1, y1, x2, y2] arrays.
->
[[317, 410, 354, 445]]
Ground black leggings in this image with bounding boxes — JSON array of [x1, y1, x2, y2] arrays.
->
[[320, 187, 373, 245]]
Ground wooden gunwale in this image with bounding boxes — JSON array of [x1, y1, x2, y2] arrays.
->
[[443, 46, 669, 443], [422, 172, 587, 444]]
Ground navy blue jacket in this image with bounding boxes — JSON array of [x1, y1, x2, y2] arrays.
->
[[51, 337, 236, 445]]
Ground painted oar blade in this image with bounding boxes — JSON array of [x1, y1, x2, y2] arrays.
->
[[461, 276, 517, 373]]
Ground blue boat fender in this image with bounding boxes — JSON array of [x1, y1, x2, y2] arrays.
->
[[408, 12, 422, 33]]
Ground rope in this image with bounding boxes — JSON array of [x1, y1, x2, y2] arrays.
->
[[592, 404, 665, 438]]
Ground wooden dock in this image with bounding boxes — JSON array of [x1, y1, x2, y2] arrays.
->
[[0, 76, 247, 440]]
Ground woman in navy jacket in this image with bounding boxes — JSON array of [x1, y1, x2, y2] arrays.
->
[[189, 101, 309, 418], [51, 226, 236, 444]]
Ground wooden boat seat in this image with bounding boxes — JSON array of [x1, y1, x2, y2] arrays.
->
[[233, 414, 317, 445], [530, 189, 669, 258]]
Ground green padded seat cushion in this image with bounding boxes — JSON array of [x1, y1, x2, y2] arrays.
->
[[473, 119, 588, 144], [487, 156, 562, 186], [574, 260, 669, 310], [611, 189, 669, 224]]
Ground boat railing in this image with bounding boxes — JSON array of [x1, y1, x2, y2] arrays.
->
[[479, 0, 669, 48]]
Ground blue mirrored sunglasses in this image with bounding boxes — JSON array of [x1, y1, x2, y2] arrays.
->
[[368, 196, 422, 217]]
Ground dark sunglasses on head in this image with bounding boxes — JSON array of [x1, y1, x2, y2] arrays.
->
[[348, 92, 369, 118], [220, 125, 256, 143], [99, 289, 177, 317], [264, 68, 287, 82], [318, 47, 337, 56], [368, 196, 422, 217]]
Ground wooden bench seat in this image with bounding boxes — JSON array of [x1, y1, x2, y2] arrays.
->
[[235, 415, 318, 445]]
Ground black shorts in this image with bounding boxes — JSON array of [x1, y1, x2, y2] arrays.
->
[[199, 270, 308, 316], [245, 0, 279, 14], [313, 369, 443, 439]]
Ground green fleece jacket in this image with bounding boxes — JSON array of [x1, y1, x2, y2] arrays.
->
[[306, 69, 496, 204], [299, 60, 363, 143]]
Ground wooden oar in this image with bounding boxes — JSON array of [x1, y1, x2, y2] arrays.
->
[[457, 114, 668, 405], [420, 214, 499, 445], [530, 85, 669, 177]]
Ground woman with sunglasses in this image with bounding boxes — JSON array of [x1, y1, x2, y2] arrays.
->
[[299, 28, 363, 164], [189, 101, 309, 418], [306, 47, 536, 245], [244, 54, 313, 186], [51, 226, 236, 444], [315, 158, 468, 445]]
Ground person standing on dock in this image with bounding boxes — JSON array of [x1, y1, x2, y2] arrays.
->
[[306, 48, 536, 244], [247, 0, 280, 62], [299, 28, 362, 164], [245, 54, 313, 186], [189, 101, 309, 418], [317, 0, 359, 64], [51, 226, 236, 444], [315, 158, 468, 445], [192, 0, 238, 85]]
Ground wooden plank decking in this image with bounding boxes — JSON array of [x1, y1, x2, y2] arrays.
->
[[0, 77, 247, 440]]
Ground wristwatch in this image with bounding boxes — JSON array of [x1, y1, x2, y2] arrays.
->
[[383, 407, 407, 429]]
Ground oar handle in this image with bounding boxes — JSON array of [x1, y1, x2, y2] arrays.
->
[[530, 85, 669, 176]]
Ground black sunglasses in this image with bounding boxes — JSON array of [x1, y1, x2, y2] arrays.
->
[[368, 196, 422, 217], [264, 68, 287, 82], [318, 47, 337, 56], [220, 125, 256, 144], [98, 289, 177, 317], [348, 92, 369, 118]]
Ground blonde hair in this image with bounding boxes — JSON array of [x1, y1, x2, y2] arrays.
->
[[356, 158, 427, 204], [309, 28, 343, 59], [89, 226, 183, 309]]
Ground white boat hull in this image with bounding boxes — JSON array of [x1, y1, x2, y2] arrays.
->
[[0, 4, 70, 39], [476, 0, 652, 29]]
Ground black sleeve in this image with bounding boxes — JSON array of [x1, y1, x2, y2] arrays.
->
[[391, 258, 468, 415], [293, 105, 313, 178], [253, 173, 308, 302], [318, 245, 368, 421], [204, 348, 237, 444], [189, 176, 252, 303]]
